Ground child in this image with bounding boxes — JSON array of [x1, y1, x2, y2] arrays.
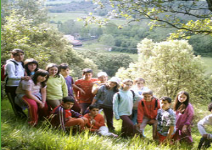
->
[[84, 104, 118, 137], [197, 103, 212, 149], [137, 89, 160, 138], [113, 79, 142, 137], [15, 69, 50, 126], [24, 58, 39, 76], [155, 97, 176, 143], [172, 91, 194, 144], [92, 72, 108, 95], [59, 63, 84, 113], [51, 96, 88, 132], [92, 77, 120, 131], [131, 78, 149, 124], [46, 63, 68, 109], [73, 68, 98, 115], [5, 49, 30, 118]]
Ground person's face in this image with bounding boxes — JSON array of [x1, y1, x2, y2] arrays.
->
[[28, 63, 37, 72], [90, 108, 99, 117], [136, 81, 145, 89], [161, 100, 171, 111], [109, 81, 117, 89], [143, 94, 153, 102], [60, 68, 69, 77], [48, 67, 58, 76], [84, 73, 92, 80], [98, 76, 107, 83], [122, 81, 133, 91], [178, 94, 187, 103], [37, 75, 47, 83], [13, 52, 24, 62], [62, 102, 74, 110]]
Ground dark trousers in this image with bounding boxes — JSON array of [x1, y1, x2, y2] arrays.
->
[[102, 107, 115, 131], [79, 103, 91, 115], [120, 115, 136, 137], [5, 86, 26, 118], [72, 101, 81, 113]]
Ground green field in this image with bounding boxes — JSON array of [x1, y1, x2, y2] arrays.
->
[[201, 57, 212, 75]]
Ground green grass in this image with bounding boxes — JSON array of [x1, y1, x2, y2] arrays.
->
[[201, 57, 212, 75], [1, 98, 211, 150]]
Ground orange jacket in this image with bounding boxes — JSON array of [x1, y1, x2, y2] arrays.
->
[[84, 113, 105, 131], [137, 98, 160, 123]]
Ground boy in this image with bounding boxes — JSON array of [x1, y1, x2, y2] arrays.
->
[[84, 104, 118, 137], [59, 63, 84, 113], [51, 96, 88, 132], [92, 72, 108, 95], [73, 68, 98, 115], [155, 97, 176, 143], [197, 103, 212, 149], [137, 90, 160, 138]]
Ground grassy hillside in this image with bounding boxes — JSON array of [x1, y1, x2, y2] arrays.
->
[[1, 97, 211, 150]]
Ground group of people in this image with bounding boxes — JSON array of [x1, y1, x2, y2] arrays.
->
[[3, 48, 212, 148]]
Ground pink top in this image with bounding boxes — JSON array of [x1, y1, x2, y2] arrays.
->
[[175, 103, 194, 129]]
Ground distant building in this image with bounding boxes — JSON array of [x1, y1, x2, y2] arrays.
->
[[63, 35, 82, 46]]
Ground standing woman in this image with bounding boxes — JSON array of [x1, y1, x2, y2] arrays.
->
[[113, 79, 142, 137], [5, 49, 30, 118], [24, 58, 39, 76], [172, 91, 194, 144], [92, 77, 120, 131], [16, 70, 50, 126]]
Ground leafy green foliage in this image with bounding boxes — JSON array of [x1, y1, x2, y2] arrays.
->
[[116, 39, 212, 102]]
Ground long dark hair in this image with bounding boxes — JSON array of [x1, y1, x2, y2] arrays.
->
[[32, 69, 49, 88], [24, 58, 39, 76], [173, 91, 190, 112]]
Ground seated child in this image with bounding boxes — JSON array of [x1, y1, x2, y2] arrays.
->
[[51, 96, 88, 132], [84, 104, 118, 137], [197, 103, 212, 149], [137, 89, 160, 138], [155, 97, 176, 144]]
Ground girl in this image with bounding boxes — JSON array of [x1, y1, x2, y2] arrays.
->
[[24, 58, 39, 76], [131, 78, 149, 124], [46, 63, 68, 109], [16, 69, 50, 126], [172, 91, 194, 144], [113, 79, 142, 137], [92, 77, 120, 131]]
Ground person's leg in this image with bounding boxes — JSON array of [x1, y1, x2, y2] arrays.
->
[[102, 107, 115, 131], [120, 115, 136, 137], [38, 102, 50, 121], [22, 96, 39, 126], [5, 86, 26, 118], [79, 103, 91, 115], [65, 118, 87, 130], [131, 109, 138, 125], [46, 99, 61, 109], [138, 116, 150, 137]]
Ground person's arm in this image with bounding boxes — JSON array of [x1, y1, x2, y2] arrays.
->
[[73, 84, 85, 94], [163, 126, 174, 143], [93, 115, 105, 128], [137, 100, 144, 128], [198, 115, 212, 140], [61, 75, 68, 97], [113, 94, 120, 120], [182, 104, 194, 133], [40, 87, 46, 108], [91, 87, 102, 105], [25, 90, 43, 107]]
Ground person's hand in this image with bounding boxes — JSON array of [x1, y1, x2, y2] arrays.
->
[[203, 134, 208, 139], [91, 119, 96, 125], [148, 119, 156, 125], [182, 125, 188, 134], [21, 76, 30, 81], [38, 101, 45, 108]]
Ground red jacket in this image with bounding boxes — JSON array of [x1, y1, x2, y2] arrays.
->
[[84, 113, 105, 131], [137, 97, 160, 123]]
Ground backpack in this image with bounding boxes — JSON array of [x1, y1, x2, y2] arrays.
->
[[1, 60, 24, 82], [141, 98, 158, 110], [117, 90, 135, 103]]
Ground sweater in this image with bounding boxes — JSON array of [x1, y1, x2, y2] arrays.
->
[[46, 74, 68, 100], [84, 113, 105, 131], [197, 114, 212, 139], [137, 97, 160, 123], [5, 59, 25, 86], [113, 89, 141, 120]]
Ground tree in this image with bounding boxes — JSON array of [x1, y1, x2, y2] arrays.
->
[[116, 39, 212, 102], [86, 0, 212, 38], [1, 11, 99, 78]]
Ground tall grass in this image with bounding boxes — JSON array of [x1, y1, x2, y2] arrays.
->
[[1, 98, 210, 150]]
